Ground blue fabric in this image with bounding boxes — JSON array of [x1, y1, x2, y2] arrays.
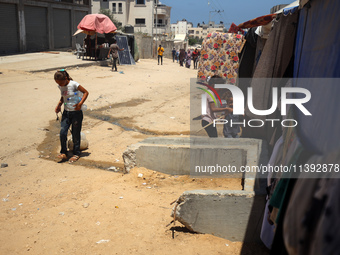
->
[[293, 0, 340, 155]]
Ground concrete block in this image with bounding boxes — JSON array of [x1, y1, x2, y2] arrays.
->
[[171, 190, 266, 242], [122, 136, 268, 191], [122, 137, 269, 242]]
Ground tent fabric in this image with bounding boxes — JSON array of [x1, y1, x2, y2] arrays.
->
[[238, 14, 276, 29], [293, 0, 340, 155], [237, 27, 258, 96], [299, 0, 310, 8], [242, 11, 299, 141], [77, 14, 117, 34], [283, 6, 299, 16], [274, 0, 299, 14], [73, 29, 97, 36], [255, 24, 271, 39]]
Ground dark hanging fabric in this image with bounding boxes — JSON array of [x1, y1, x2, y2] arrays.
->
[[237, 27, 258, 96], [253, 36, 267, 74], [293, 0, 340, 155], [269, 149, 312, 255], [282, 149, 340, 255], [242, 12, 299, 141]]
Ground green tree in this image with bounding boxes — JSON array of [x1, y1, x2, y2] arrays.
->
[[188, 37, 198, 46], [99, 9, 122, 31]]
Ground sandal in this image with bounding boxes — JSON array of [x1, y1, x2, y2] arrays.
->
[[69, 155, 80, 163], [57, 154, 68, 160]]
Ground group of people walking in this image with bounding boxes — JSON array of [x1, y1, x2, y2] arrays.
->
[[171, 47, 200, 69], [157, 45, 201, 69]]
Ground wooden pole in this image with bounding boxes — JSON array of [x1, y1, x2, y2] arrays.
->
[[95, 33, 97, 61]]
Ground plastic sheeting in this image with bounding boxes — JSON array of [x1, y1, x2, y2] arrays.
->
[[293, 0, 340, 154]]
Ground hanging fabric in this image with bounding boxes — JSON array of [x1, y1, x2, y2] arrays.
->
[[238, 14, 277, 29], [197, 32, 244, 84]]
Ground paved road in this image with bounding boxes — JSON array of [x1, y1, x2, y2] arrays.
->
[[0, 51, 109, 72]]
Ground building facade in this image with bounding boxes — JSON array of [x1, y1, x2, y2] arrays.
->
[[170, 19, 193, 39], [92, 0, 171, 39], [0, 0, 91, 54], [188, 21, 225, 40]]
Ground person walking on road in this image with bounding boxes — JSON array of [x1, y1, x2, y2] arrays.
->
[[192, 48, 199, 69], [172, 47, 176, 62], [107, 39, 124, 72], [179, 49, 185, 67], [158, 45, 165, 65]]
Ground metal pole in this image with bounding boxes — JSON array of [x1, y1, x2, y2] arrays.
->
[[151, 0, 154, 58], [155, 0, 158, 58]]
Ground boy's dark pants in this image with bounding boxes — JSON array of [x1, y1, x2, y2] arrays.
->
[[158, 55, 163, 65], [112, 57, 118, 71], [60, 110, 83, 156]]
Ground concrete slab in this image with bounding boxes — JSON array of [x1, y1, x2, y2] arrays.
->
[[171, 190, 266, 242], [124, 136, 268, 242], [122, 136, 268, 191]]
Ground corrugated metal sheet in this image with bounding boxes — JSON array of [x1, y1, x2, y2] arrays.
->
[[53, 8, 71, 48], [0, 3, 19, 54], [25, 5, 48, 52]]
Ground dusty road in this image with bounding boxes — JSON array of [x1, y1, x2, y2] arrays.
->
[[0, 56, 266, 254]]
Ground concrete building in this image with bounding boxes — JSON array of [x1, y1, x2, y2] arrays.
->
[[92, 0, 171, 39], [170, 19, 193, 39], [0, 0, 91, 54], [188, 21, 225, 40]]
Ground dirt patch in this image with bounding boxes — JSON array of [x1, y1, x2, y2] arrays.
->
[[0, 59, 268, 255]]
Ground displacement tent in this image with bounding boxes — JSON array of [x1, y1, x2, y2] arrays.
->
[[235, 0, 340, 254]]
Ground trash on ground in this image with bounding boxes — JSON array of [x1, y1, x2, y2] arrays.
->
[[96, 239, 110, 244]]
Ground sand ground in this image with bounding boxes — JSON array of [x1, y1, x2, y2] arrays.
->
[[0, 56, 267, 255]]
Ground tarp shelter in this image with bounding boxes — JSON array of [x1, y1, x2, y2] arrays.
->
[[173, 34, 187, 50], [235, 1, 340, 254], [173, 34, 186, 41], [274, 0, 299, 14]]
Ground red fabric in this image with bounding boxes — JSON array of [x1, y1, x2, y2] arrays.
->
[[77, 14, 117, 34], [238, 14, 276, 29], [228, 23, 245, 34]]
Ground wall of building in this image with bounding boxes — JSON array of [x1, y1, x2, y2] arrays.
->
[[92, 0, 171, 39], [154, 40, 174, 58], [134, 33, 153, 58], [0, 0, 90, 54], [135, 33, 175, 59]]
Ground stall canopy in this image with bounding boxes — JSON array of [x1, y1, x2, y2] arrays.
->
[[74, 14, 117, 36]]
